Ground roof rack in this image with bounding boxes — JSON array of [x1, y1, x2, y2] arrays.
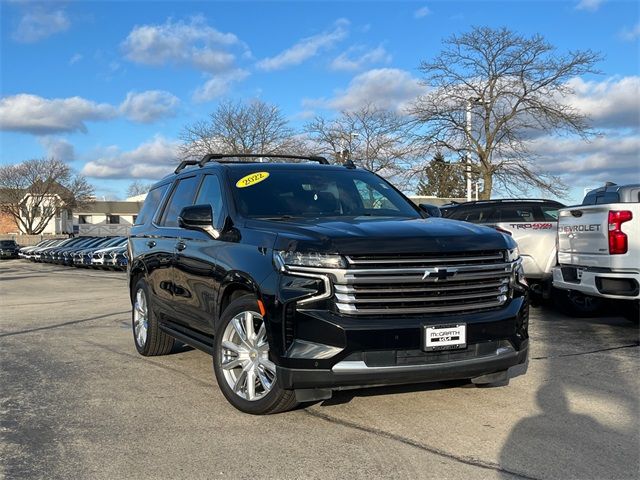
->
[[198, 153, 329, 168], [452, 198, 565, 205], [174, 160, 200, 174]]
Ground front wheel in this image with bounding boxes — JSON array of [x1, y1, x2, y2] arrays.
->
[[213, 296, 298, 414]]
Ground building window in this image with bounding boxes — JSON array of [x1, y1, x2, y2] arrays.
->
[[79, 215, 92, 224], [107, 215, 120, 224]]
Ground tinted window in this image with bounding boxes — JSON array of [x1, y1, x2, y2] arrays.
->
[[541, 205, 559, 221], [230, 169, 419, 219], [492, 205, 536, 223], [135, 184, 169, 226], [195, 175, 224, 227], [159, 176, 200, 227], [0, 240, 16, 247], [595, 192, 620, 204], [447, 206, 494, 223]]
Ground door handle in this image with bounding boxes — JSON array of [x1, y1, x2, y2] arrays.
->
[[146, 240, 156, 248], [176, 241, 187, 251]]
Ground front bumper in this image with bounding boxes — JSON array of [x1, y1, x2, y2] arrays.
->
[[0, 251, 19, 258], [275, 296, 529, 390], [552, 266, 640, 300]]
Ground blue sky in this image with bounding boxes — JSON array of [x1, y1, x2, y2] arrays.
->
[[1, 0, 638, 203]]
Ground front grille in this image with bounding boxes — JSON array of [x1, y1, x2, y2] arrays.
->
[[334, 250, 513, 316]]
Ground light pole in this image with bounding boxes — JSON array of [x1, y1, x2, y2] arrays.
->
[[465, 97, 484, 201]]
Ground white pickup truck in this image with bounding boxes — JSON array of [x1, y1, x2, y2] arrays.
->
[[552, 183, 639, 321]]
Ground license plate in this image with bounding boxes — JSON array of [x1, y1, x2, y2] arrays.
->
[[424, 324, 467, 351]]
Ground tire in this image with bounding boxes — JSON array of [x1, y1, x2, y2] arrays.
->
[[131, 279, 174, 356], [553, 288, 604, 317], [212, 295, 298, 414], [621, 300, 639, 324]]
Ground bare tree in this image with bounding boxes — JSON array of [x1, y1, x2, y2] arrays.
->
[[305, 104, 424, 179], [0, 158, 94, 235], [126, 180, 153, 198], [179, 99, 304, 160], [410, 26, 601, 199]]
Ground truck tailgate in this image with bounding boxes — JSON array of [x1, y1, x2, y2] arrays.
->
[[557, 204, 638, 270]]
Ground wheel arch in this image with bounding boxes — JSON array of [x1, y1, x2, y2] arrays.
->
[[217, 271, 262, 323]]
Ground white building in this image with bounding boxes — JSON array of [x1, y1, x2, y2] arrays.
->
[[73, 201, 144, 236]]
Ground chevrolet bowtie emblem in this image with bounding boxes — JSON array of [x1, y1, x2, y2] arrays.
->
[[422, 267, 458, 281]]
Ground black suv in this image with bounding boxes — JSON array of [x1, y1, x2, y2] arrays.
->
[[129, 154, 529, 414]]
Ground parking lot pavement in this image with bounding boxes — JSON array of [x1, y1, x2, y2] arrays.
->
[[1, 261, 638, 480]]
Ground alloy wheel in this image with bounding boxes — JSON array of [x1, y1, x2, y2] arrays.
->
[[133, 288, 148, 347], [220, 311, 276, 401]]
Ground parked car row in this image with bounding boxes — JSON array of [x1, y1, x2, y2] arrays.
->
[[18, 236, 128, 270]]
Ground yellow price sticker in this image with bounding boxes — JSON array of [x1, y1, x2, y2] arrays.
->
[[235, 171, 270, 188]]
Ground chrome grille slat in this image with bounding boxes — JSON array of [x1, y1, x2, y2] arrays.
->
[[341, 271, 511, 285], [334, 279, 509, 294], [335, 288, 506, 304], [335, 251, 513, 316]]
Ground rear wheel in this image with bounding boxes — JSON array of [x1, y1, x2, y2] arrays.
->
[[132, 279, 174, 356], [213, 295, 298, 414]]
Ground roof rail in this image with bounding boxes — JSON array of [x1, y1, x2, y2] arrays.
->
[[198, 153, 330, 167], [174, 160, 200, 174], [453, 198, 565, 205]]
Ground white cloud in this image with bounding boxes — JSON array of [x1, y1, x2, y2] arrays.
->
[[256, 19, 349, 71], [530, 134, 640, 184], [330, 45, 392, 72], [120, 90, 180, 123], [68, 53, 83, 65], [12, 7, 70, 43], [121, 16, 247, 73], [619, 22, 640, 41], [305, 68, 425, 112], [414, 6, 431, 19], [575, 0, 604, 11], [0, 94, 117, 134], [193, 69, 250, 103], [565, 76, 640, 129], [82, 136, 180, 179], [38, 137, 75, 162]]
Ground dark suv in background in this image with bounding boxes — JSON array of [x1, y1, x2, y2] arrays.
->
[[129, 154, 529, 414]]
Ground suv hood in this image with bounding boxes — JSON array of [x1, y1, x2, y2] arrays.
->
[[249, 217, 514, 254]]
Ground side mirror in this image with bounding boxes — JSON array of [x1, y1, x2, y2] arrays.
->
[[418, 203, 442, 218], [178, 204, 220, 239]]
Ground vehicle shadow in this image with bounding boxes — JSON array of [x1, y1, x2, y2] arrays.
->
[[499, 308, 639, 479], [319, 380, 469, 407]]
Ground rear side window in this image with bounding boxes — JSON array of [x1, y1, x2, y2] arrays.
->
[[540, 205, 560, 221], [582, 191, 620, 205], [135, 184, 169, 225], [159, 176, 200, 227], [492, 205, 536, 223], [448, 206, 495, 223]]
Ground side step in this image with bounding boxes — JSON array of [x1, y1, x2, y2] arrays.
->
[[159, 321, 214, 355]]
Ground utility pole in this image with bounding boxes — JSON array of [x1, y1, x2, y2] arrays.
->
[[465, 100, 472, 201]]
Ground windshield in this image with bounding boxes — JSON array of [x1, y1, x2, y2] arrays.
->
[[0, 240, 16, 247], [230, 169, 420, 219]]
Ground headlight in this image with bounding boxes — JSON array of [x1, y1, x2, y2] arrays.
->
[[505, 247, 519, 263], [275, 251, 346, 269]]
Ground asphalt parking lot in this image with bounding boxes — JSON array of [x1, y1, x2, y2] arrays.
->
[[1, 260, 638, 480]]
